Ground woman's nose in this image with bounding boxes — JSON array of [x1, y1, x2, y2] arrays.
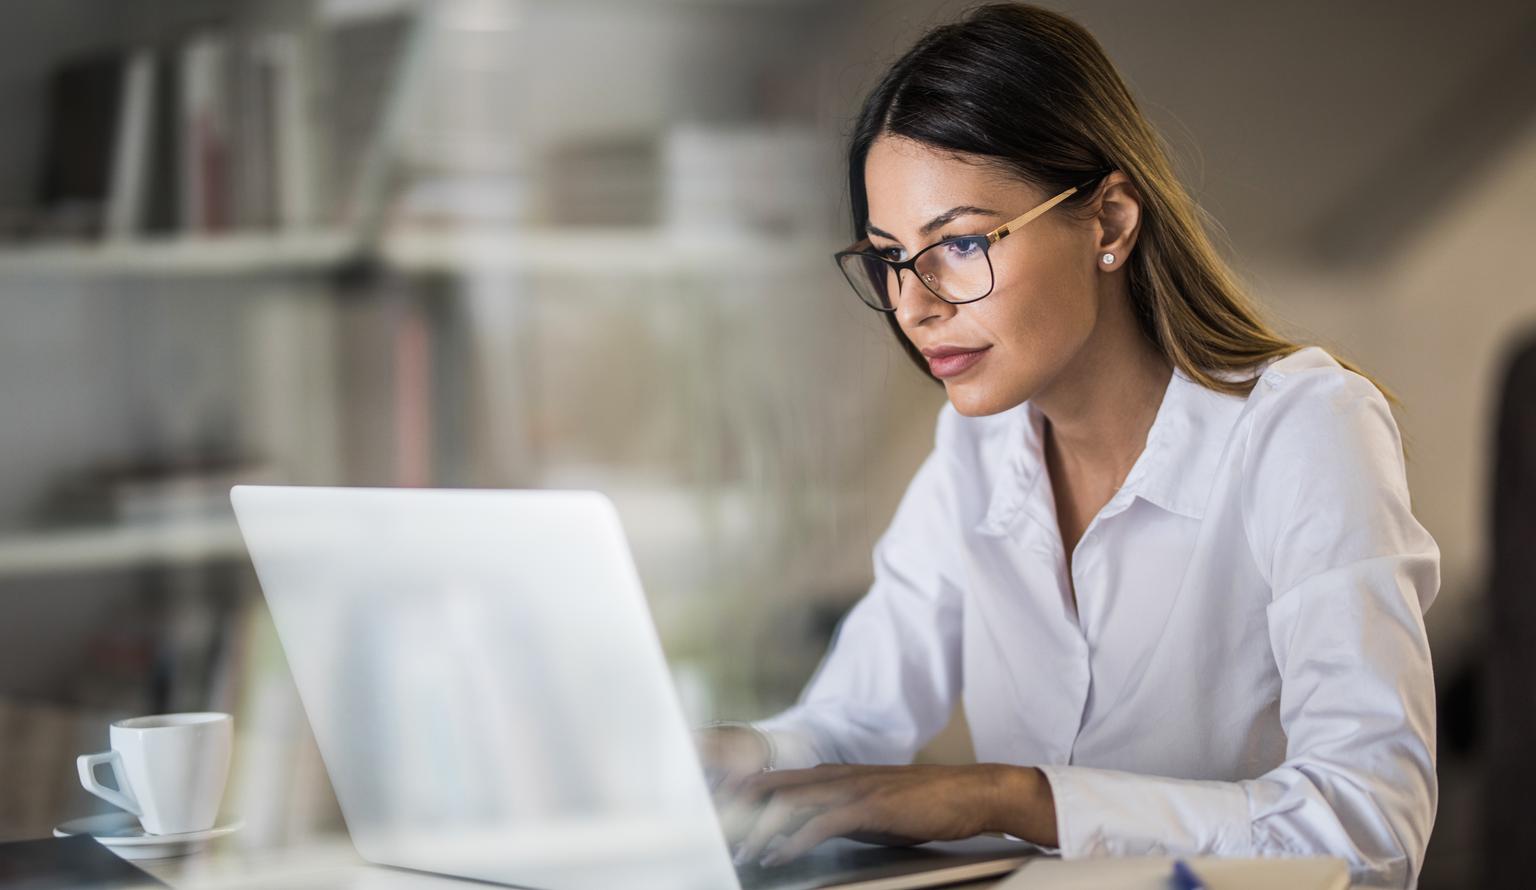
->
[[893, 267, 950, 326]]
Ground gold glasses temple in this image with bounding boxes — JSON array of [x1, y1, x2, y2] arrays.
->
[[843, 172, 1109, 256]]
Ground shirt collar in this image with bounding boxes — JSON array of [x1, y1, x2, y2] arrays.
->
[[975, 363, 1248, 537]]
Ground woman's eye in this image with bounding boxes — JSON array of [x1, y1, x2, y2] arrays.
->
[[945, 237, 981, 258], [877, 247, 903, 261]]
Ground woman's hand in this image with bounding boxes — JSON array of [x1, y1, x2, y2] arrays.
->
[[720, 763, 1058, 867], [694, 725, 773, 798]]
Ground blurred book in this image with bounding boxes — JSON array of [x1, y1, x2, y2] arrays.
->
[[183, 30, 317, 234], [104, 50, 156, 240], [179, 34, 234, 234], [234, 39, 279, 230], [36, 50, 128, 240], [142, 41, 181, 235], [257, 32, 321, 230]]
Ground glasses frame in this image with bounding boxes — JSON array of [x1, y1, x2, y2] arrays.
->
[[834, 171, 1111, 313]]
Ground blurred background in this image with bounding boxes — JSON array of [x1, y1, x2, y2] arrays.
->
[[0, 0, 1530, 887]]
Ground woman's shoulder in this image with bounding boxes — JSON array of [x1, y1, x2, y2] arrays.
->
[[1236, 345, 1400, 464], [1237, 344, 1409, 510], [1244, 344, 1386, 410]]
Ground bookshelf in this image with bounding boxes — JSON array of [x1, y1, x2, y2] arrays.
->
[[0, 0, 423, 844], [0, 0, 859, 847]]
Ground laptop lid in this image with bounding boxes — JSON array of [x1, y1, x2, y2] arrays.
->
[[231, 485, 740, 890]]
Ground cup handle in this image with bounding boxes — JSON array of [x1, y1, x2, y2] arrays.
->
[[77, 750, 141, 815]]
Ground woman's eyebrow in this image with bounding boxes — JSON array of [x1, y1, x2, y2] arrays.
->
[[865, 205, 1003, 241]]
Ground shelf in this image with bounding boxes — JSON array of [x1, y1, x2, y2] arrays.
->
[[0, 226, 833, 281], [0, 231, 358, 280], [380, 226, 831, 275], [0, 518, 247, 577]]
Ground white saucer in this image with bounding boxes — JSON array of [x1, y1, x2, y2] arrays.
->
[[54, 812, 244, 860]]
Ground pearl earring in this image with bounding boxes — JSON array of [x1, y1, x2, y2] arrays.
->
[[1101, 253, 1115, 265]]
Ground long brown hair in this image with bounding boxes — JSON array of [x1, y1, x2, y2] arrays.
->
[[845, 2, 1395, 405]]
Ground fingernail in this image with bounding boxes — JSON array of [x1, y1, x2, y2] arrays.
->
[[759, 851, 782, 867]]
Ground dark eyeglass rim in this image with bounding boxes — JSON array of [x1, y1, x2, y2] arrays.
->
[[833, 168, 1117, 313]]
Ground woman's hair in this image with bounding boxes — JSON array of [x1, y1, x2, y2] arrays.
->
[[845, 2, 1393, 404]]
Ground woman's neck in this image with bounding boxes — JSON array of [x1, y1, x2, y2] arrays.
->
[[1032, 300, 1172, 487]]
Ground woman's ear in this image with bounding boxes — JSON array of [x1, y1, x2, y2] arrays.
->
[[1093, 172, 1141, 269]]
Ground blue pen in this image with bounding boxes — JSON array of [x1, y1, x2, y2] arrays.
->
[[1170, 859, 1208, 890]]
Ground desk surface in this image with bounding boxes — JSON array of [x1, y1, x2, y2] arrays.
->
[[137, 838, 1004, 889], [136, 838, 1348, 890]]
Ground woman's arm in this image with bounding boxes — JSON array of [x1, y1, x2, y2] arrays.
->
[[725, 762, 1056, 866]]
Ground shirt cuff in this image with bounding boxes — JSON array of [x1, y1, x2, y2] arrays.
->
[[1037, 764, 1253, 858]]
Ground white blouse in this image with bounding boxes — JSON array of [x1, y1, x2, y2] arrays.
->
[[753, 345, 1439, 889]]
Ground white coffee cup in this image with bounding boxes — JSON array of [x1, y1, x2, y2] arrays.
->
[[77, 712, 232, 835]]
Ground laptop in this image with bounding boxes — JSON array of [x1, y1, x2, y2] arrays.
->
[[230, 485, 1034, 890]]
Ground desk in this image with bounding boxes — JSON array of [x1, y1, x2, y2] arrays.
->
[[136, 838, 1004, 888], [136, 837, 1347, 889]]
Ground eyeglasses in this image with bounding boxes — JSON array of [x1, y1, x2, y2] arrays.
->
[[834, 173, 1108, 313]]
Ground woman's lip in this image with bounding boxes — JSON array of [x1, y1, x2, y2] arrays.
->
[[927, 346, 991, 378]]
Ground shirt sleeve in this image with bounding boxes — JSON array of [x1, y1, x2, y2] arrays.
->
[[1037, 365, 1439, 890], [752, 403, 966, 769]]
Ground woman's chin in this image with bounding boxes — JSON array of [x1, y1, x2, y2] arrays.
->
[[944, 381, 1019, 418]]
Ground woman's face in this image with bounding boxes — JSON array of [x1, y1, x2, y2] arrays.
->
[[862, 135, 1116, 417]]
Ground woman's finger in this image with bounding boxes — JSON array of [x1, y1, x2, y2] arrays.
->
[[717, 788, 770, 844], [732, 794, 800, 865], [760, 809, 860, 866], [732, 791, 824, 866]]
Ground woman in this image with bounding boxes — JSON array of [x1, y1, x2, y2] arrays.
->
[[698, 4, 1438, 888]]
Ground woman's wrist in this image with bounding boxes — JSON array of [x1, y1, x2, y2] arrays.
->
[[702, 720, 776, 772], [978, 764, 1058, 847]]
